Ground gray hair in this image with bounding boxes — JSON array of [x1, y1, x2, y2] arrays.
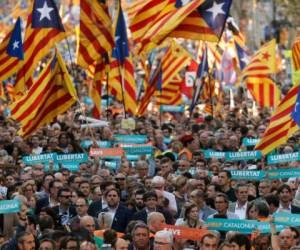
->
[[152, 176, 165, 185], [155, 230, 173, 244]]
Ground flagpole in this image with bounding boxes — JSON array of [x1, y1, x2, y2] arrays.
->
[[120, 65, 127, 118], [104, 53, 110, 121], [208, 70, 214, 117], [65, 37, 96, 141]]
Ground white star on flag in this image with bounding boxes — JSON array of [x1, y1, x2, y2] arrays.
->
[[13, 40, 19, 50], [37, 1, 54, 21], [241, 56, 249, 65], [207, 1, 225, 21]]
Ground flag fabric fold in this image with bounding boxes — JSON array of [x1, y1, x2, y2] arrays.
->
[[255, 84, 300, 155], [0, 17, 24, 83], [245, 76, 280, 108], [14, 0, 66, 96], [241, 39, 276, 79], [10, 50, 78, 137], [77, 0, 114, 69], [108, 1, 137, 115]]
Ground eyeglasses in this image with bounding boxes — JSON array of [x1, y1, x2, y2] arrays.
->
[[115, 178, 125, 181]]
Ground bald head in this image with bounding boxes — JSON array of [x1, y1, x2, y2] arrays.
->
[[147, 212, 165, 233], [80, 216, 96, 235]]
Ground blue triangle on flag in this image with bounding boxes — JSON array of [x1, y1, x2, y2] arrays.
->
[[7, 17, 24, 60], [32, 0, 65, 31]]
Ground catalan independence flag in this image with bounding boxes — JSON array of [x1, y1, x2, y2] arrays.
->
[[241, 39, 276, 79], [89, 55, 108, 119], [108, 2, 137, 115], [245, 76, 280, 108], [77, 0, 114, 69], [0, 82, 6, 101], [255, 84, 300, 155], [10, 50, 78, 137], [129, 0, 176, 44], [14, 0, 66, 96], [155, 75, 183, 105], [138, 0, 205, 53], [292, 36, 300, 71], [170, 0, 232, 42], [137, 64, 162, 116], [0, 17, 24, 83]]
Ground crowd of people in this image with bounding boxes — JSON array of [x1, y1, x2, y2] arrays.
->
[[0, 0, 298, 250], [0, 79, 298, 250]]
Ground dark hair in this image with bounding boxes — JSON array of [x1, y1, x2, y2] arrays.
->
[[59, 235, 80, 250], [201, 233, 218, 244], [184, 202, 198, 220], [38, 215, 54, 232], [135, 189, 146, 197], [105, 188, 121, 198], [215, 193, 229, 204], [277, 184, 292, 194], [16, 231, 34, 243], [103, 229, 117, 245], [68, 175, 80, 185], [229, 233, 251, 250], [57, 187, 71, 198], [42, 173, 54, 183], [234, 183, 248, 193], [100, 181, 116, 192], [219, 170, 232, 179], [131, 222, 149, 236], [39, 238, 56, 250], [143, 191, 158, 202], [248, 201, 270, 218], [289, 226, 300, 239], [79, 180, 90, 187], [265, 194, 279, 208], [48, 180, 61, 190]]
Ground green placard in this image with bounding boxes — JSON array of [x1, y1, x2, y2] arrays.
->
[[225, 151, 262, 161], [0, 200, 20, 214], [267, 152, 299, 165]]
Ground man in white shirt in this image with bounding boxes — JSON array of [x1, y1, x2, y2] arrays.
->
[[228, 183, 249, 219]]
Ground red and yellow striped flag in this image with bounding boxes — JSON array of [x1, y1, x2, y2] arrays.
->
[[255, 85, 299, 155], [6, 83, 14, 102], [155, 75, 183, 104], [122, 0, 152, 22], [0, 18, 23, 83], [245, 76, 280, 108], [108, 2, 137, 115], [137, 40, 190, 115], [160, 40, 191, 87], [77, 0, 114, 69], [241, 39, 276, 79], [10, 50, 78, 137], [0, 82, 6, 101], [14, 0, 66, 96], [138, 0, 204, 53], [88, 58, 107, 119], [129, 0, 176, 44], [292, 36, 300, 71]]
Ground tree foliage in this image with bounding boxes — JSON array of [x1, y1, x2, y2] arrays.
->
[[275, 0, 300, 27]]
